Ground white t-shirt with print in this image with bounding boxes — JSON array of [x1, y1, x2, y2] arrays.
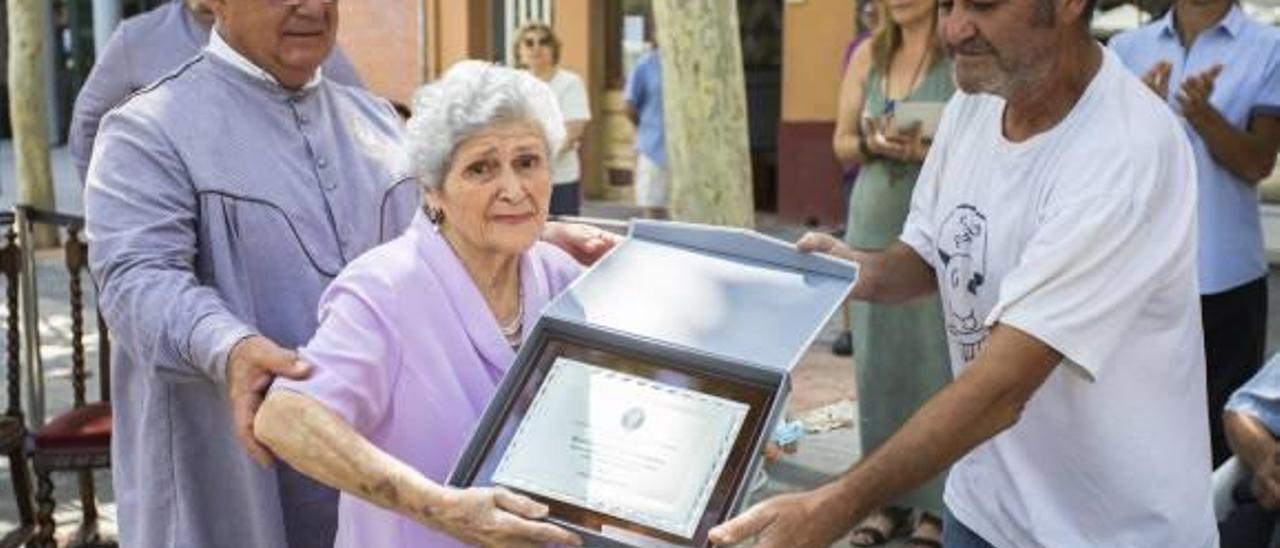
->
[[899, 47, 1216, 548], [547, 68, 591, 185]]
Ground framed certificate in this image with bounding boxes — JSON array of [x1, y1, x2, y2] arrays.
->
[[451, 219, 857, 548], [453, 329, 777, 547], [493, 356, 749, 538]]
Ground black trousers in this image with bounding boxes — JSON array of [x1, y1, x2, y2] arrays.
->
[[1204, 276, 1269, 468], [1220, 474, 1279, 548], [550, 181, 581, 217]]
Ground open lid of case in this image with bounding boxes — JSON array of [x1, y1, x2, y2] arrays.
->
[[543, 220, 859, 373]]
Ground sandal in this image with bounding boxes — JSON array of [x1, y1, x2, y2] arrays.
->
[[848, 506, 911, 547], [905, 510, 943, 548]]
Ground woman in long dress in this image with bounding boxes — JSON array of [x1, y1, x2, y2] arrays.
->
[[832, 0, 955, 544]]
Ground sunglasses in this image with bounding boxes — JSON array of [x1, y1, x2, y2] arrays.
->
[[522, 36, 553, 48]]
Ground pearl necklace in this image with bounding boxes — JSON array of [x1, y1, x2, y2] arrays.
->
[[500, 291, 524, 348], [433, 221, 525, 347]]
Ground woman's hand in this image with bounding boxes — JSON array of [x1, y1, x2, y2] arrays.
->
[[425, 487, 583, 548], [863, 116, 929, 163], [257, 391, 581, 547], [543, 222, 620, 265]]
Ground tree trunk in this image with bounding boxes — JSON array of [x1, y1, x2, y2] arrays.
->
[[8, 0, 59, 235], [652, 0, 754, 228]]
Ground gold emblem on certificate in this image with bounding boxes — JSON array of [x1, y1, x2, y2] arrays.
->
[[492, 357, 750, 538]]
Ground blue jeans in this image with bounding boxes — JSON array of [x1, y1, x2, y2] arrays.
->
[[943, 508, 996, 548]]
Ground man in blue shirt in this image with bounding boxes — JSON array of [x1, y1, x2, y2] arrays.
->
[[626, 45, 668, 219], [1111, 0, 1280, 467], [1220, 355, 1280, 546]]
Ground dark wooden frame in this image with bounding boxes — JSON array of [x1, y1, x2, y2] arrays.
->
[[459, 332, 777, 548], [0, 212, 35, 548], [20, 207, 114, 548]]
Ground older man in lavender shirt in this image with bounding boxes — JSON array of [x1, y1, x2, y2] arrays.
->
[[83, 1, 613, 547], [68, 0, 363, 185], [85, 1, 409, 545]]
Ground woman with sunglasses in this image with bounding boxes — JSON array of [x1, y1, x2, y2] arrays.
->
[[831, 0, 954, 545], [513, 22, 591, 216]]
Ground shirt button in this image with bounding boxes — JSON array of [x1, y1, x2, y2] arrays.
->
[[317, 158, 328, 169], [299, 115, 311, 125]]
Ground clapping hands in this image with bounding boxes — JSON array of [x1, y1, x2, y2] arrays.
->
[[1140, 61, 1172, 99], [1142, 61, 1223, 125], [1176, 64, 1223, 125]]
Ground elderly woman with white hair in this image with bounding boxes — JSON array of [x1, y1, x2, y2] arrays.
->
[[253, 61, 585, 548]]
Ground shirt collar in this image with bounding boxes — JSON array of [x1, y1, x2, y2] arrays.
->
[[205, 29, 323, 91], [1159, 4, 1246, 40], [1157, 10, 1178, 38], [178, 0, 211, 49], [1219, 4, 1245, 38]]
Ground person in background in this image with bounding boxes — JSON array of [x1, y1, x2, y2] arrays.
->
[[828, 0, 954, 544], [833, 0, 883, 358], [1217, 354, 1280, 547], [68, 0, 363, 184], [514, 22, 591, 217], [625, 34, 667, 219], [1110, 0, 1280, 469]]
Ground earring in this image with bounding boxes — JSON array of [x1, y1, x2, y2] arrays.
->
[[426, 206, 445, 225]]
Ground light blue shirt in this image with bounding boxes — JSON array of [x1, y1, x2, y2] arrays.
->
[[1111, 7, 1280, 294], [1227, 353, 1280, 436], [625, 50, 666, 168]]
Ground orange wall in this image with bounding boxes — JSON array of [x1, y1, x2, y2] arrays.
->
[[553, 0, 599, 87], [431, 0, 491, 76], [782, 0, 856, 122], [338, 1, 425, 105]]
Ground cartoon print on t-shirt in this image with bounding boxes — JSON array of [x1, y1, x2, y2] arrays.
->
[[937, 205, 988, 362]]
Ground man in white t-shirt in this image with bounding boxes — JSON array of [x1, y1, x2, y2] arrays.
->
[[709, 0, 1217, 545]]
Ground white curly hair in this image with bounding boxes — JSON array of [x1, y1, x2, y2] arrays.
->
[[405, 60, 566, 190]]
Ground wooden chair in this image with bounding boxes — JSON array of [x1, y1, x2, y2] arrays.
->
[[0, 213, 36, 548], [18, 208, 113, 548]]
